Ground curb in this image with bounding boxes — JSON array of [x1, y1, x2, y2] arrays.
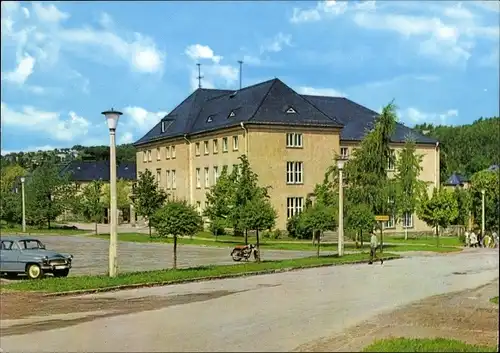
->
[[41, 255, 400, 297]]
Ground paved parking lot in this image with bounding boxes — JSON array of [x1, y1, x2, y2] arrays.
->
[[10, 235, 315, 276]]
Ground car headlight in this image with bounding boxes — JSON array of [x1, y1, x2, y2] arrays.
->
[[42, 256, 49, 263]]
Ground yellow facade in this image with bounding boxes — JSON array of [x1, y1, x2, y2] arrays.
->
[[136, 125, 440, 232]]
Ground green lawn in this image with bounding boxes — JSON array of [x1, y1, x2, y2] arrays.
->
[[383, 236, 462, 247], [363, 338, 497, 352], [4, 252, 399, 293], [90, 233, 460, 253], [0, 225, 88, 236], [490, 296, 498, 304]]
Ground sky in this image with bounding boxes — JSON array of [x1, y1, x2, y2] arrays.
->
[[1, 0, 499, 155]]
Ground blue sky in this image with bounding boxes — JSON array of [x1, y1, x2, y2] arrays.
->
[[1, 1, 499, 154]]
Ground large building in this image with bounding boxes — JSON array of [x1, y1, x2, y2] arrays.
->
[[134, 78, 439, 231]]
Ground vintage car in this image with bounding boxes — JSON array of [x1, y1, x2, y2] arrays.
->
[[0, 236, 73, 279]]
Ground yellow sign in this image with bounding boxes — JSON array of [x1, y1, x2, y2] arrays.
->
[[375, 215, 390, 222]]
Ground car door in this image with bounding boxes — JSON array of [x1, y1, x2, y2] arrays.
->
[[0, 240, 19, 272]]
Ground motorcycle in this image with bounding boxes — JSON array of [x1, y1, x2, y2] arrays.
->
[[231, 244, 259, 262]]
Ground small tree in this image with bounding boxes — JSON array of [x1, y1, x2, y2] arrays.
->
[[153, 200, 203, 269], [346, 203, 374, 248], [417, 187, 459, 247], [452, 187, 472, 229], [299, 204, 337, 257], [204, 166, 235, 240], [239, 193, 277, 262], [81, 180, 104, 234], [0, 190, 22, 225], [133, 169, 168, 237]]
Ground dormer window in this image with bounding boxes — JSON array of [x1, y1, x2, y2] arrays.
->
[[161, 121, 166, 132], [228, 111, 236, 119], [286, 107, 297, 114], [206, 115, 214, 123]]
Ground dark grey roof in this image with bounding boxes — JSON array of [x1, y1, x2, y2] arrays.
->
[[134, 78, 437, 146], [444, 172, 468, 186], [60, 161, 136, 182]]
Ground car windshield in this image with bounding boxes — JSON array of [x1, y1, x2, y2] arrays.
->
[[19, 240, 45, 250]]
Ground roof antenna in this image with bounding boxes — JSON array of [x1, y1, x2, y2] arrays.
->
[[196, 63, 203, 89], [238, 60, 243, 90]]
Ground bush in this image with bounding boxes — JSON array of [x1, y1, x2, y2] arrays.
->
[[286, 213, 313, 239], [271, 229, 283, 239], [458, 233, 466, 244]]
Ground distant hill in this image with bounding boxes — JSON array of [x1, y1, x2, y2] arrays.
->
[[414, 117, 500, 181]]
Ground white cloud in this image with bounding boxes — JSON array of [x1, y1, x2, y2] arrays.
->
[[21, 7, 30, 19], [185, 44, 222, 63], [99, 12, 114, 28], [261, 32, 292, 53], [2, 54, 35, 84], [443, 3, 474, 20], [32, 3, 70, 23], [123, 106, 167, 131], [290, 0, 348, 23], [400, 107, 459, 125], [1, 102, 91, 141], [297, 86, 347, 97], [119, 132, 134, 145]]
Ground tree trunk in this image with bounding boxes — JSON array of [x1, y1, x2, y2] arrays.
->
[[355, 231, 359, 248], [148, 223, 152, 238], [215, 229, 218, 242], [95, 222, 98, 235], [379, 227, 384, 254], [48, 218, 51, 230], [316, 230, 321, 258], [404, 227, 408, 241], [436, 226, 440, 247], [360, 230, 364, 248], [244, 229, 248, 245], [256, 229, 261, 262], [173, 235, 178, 269]]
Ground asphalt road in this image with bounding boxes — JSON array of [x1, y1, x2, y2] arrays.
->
[[1, 248, 498, 352], [8, 235, 315, 276]]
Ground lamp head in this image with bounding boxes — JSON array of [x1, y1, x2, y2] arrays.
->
[[101, 108, 123, 130], [20, 177, 25, 183], [336, 158, 347, 170]]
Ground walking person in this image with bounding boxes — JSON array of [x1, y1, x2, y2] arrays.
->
[[464, 230, 470, 247], [484, 234, 491, 248], [492, 231, 498, 248], [470, 231, 478, 248], [369, 231, 383, 265]]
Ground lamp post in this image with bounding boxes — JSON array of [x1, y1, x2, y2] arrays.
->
[[102, 108, 123, 278], [481, 189, 485, 239], [20, 177, 26, 233], [337, 158, 347, 257]]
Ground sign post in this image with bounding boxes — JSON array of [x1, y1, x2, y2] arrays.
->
[[375, 215, 389, 254]]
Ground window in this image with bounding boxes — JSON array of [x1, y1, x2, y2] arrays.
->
[[287, 197, 304, 218], [286, 161, 303, 184], [402, 212, 413, 228], [206, 115, 214, 123], [213, 166, 219, 184], [233, 136, 239, 151], [166, 170, 171, 189], [213, 139, 218, 154], [161, 121, 166, 133], [340, 147, 349, 159], [387, 149, 395, 171], [228, 110, 235, 118], [222, 137, 228, 152], [204, 167, 210, 188], [156, 169, 161, 185], [156, 148, 161, 161], [143, 151, 147, 163], [147, 150, 152, 162], [171, 170, 176, 189], [195, 143, 200, 156], [286, 107, 296, 114], [384, 214, 396, 229], [196, 168, 201, 188], [286, 133, 303, 148], [166, 146, 171, 159], [204, 141, 209, 155], [171, 146, 176, 159]]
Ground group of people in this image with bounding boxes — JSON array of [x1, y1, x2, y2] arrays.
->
[[464, 230, 498, 248]]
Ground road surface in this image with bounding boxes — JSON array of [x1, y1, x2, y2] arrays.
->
[[1, 248, 498, 352], [6, 235, 315, 276]]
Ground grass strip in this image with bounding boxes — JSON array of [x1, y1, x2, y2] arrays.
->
[[0, 226, 88, 236], [490, 296, 498, 304], [90, 233, 460, 253], [4, 253, 399, 294], [362, 337, 498, 352]]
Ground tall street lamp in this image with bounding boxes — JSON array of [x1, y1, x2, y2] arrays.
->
[[481, 189, 485, 238], [337, 157, 347, 257], [102, 108, 123, 278], [20, 177, 26, 233]]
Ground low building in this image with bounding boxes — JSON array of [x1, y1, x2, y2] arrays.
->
[[133, 78, 440, 232]]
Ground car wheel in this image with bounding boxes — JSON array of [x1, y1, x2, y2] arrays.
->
[[53, 269, 70, 278], [26, 264, 44, 279]]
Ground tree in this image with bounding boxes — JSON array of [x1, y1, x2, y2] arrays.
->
[[299, 204, 336, 257], [470, 169, 499, 231], [239, 192, 277, 261], [0, 191, 22, 225], [417, 187, 459, 247], [25, 163, 73, 228], [345, 203, 374, 248], [0, 164, 26, 194], [153, 200, 203, 269], [102, 179, 133, 215], [204, 166, 235, 240], [133, 169, 168, 237], [80, 180, 104, 234], [452, 187, 472, 228], [394, 138, 427, 240]]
